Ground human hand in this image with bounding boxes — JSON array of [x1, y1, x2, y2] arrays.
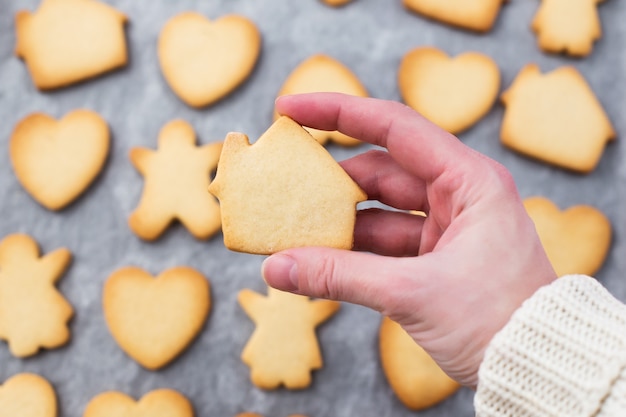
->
[[262, 92, 557, 388]]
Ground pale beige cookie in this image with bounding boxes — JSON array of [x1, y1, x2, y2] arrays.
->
[[403, 0, 504, 32], [275, 54, 368, 146], [501, 64, 614, 173], [237, 414, 307, 417], [321, 0, 354, 7], [15, 0, 127, 90], [103, 266, 210, 370], [0, 373, 57, 417], [0, 234, 73, 357], [128, 120, 223, 241], [523, 196, 611, 277], [84, 389, 194, 417], [398, 47, 500, 134], [532, 0, 606, 57], [379, 317, 459, 410], [10, 110, 110, 211], [208, 116, 367, 254], [158, 12, 261, 108], [238, 286, 340, 390]]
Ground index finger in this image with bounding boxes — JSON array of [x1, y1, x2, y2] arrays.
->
[[275, 92, 484, 182]]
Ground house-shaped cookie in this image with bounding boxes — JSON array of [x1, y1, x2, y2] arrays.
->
[[500, 64, 615, 173], [208, 116, 367, 254], [15, 0, 128, 90]]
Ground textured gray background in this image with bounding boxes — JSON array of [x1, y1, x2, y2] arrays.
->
[[0, 0, 624, 416]]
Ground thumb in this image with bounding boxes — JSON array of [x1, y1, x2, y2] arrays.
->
[[261, 247, 417, 315]]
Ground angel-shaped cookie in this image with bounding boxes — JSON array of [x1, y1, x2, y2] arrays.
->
[[238, 286, 340, 389], [532, 0, 607, 57], [0, 234, 73, 357], [128, 120, 223, 241]]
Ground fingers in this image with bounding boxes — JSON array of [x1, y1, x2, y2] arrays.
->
[[276, 93, 481, 182], [354, 208, 425, 256], [340, 149, 429, 212], [262, 247, 420, 314]]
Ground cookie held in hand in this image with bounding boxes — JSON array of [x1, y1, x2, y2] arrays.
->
[[209, 116, 367, 254]]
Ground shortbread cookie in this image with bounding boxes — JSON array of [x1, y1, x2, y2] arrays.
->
[[238, 286, 340, 390], [379, 317, 459, 410], [0, 234, 73, 357], [103, 266, 210, 370], [532, 0, 606, 57], [128, 120, 223, 241], [275, 54, 368, 146], [10, 110, 110, 211], [0, 373, 57, 417], [399, 47, 500, 134], [523, 196, 611, 277], [501, 64, 614, 173], [84, 389, 194, 417], [15, 0, 127, 89], [403, 0, 504, 32], [321, 0, 354, 8], [158, 12, 261, 107], [209, 116, 367, 254]]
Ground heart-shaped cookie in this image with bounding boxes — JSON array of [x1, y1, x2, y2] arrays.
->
[[275, 54, 368, 146], [379, 317, 459, 410], [398, 47, 500, 134], [403, 0, 503, 32], [524, 196, 612, 277], [103, 266, 211, 370], [0, 373, 57, 417], [158, 12, 261, 108], [83, 389, 193, 417], [10, 110, 109, 210]]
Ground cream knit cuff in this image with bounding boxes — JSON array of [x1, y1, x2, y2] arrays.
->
[[475, 274, 626, 417]]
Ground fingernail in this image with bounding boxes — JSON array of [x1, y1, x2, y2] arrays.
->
[[262, 254, 298, 292]]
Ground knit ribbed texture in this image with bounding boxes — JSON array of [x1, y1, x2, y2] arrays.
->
[[475, 275, 626, 417]]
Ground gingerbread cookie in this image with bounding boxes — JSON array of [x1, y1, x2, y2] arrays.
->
[[321, 0, 353, 6], [501, 64, 614, 173], [208, 116, 367, 254], [15, 0, 127, 89], [275, 54, 368, 146], [128, 120, 223, 241], [523, 196, 612, 277], [0, 373, 57, 417], [0, 233, 73, 357], [158, 12, 261, 108], [532, 0, 607, 57], [403, 0, 504, 32], [84, 389, 194, 417], [103, 266, 210, 370], [238, 286, 340, 389], [399, 47, 500, 134], [379, 317, 459, 410], [10, 110, 110, 211]]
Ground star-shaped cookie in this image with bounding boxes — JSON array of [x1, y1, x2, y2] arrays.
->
[[128, 120, 223, 241]]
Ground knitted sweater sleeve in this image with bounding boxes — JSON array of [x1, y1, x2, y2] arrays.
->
[[474, 274, 626, 417]]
